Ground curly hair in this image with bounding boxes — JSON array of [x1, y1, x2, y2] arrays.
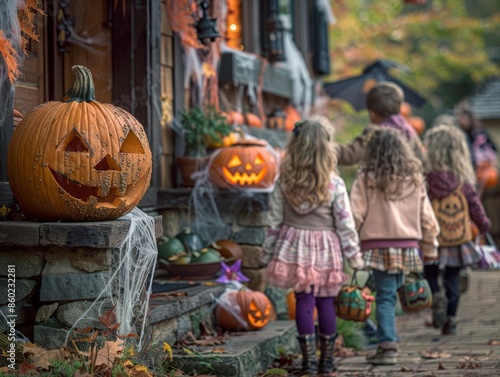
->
[[280, 116, 337, 206], [424, 124, 476, 185], [361, 128, 423, 195]]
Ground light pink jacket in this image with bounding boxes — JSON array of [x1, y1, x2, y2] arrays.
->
[[350, 173, 439, 258]]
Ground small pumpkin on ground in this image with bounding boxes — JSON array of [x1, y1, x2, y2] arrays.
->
[[215, 289, 274, 331], [7, 65, 152, 221]]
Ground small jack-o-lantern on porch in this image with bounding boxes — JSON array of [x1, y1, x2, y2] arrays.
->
[[209, 139, 278, 189]]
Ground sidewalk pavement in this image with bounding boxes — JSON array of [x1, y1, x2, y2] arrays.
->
[[337, 269, 500, 376]]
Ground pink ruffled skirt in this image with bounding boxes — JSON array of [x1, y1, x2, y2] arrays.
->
[[264, 225, 348, 297]]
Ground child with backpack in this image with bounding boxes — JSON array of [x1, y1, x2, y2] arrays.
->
[[350, 129, 439, 365], [424, 124, 491, 335], [259, 116, 364, 376]]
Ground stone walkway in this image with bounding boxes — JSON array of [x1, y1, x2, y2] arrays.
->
[[337, 269, 500, 376]]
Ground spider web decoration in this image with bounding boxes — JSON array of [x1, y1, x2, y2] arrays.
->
[[65, 208, 158, 351]]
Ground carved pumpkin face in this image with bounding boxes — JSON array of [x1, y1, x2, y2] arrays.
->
[[247, 299, 272, 328], [398, 279, 432, 312], [8, 66, 152, 221], [335, 285, 375, 322], [209, 140, 278, 189], [432, 191, 472, 246], [215, 289, 273, 331]]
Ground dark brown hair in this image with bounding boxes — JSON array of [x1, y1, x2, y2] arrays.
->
[[366, 82, 404, 118]]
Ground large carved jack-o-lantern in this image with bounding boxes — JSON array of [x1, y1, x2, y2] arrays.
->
[[7, 65, 152, 221], [209, 140, 278, 189], [215, 289, 273, 331]]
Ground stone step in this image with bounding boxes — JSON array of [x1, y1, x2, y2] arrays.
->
[[170, 320, 299, 377]]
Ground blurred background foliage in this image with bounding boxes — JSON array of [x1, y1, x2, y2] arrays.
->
[[327, 0, 500, 188], [327, 0, 499, 122]]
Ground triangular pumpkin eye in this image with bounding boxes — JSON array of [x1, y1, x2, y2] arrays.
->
[[60, 130, 89, 152], [254, 154, 264, 165], [228, 155, 242, 168], [249, 300, 259, 311], [120, 131, 145, 154]]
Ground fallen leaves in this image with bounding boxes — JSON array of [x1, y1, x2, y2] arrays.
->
[[457, 356, 482, 369], [488, 339, 500, 346], [421, 349, 452, 359]]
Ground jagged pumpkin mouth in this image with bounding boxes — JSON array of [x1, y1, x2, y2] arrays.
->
[[50, 168, 125, 207], [222, 166, 268, 185]]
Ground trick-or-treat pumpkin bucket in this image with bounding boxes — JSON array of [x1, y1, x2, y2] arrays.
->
[[335, 271, 375, 322], [398, 273, 432, 313]]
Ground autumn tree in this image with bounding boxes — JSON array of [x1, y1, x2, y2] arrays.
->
[[328, 0, 500, 118]]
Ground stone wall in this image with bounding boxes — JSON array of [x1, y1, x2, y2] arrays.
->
[[0, 216, 162, 348]]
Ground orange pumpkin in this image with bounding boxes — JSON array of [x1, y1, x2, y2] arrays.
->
[[286, 290, 318, 321], [400, 102, 412, 117], [408, 116, 425, 135], [476, 164, 499, 189], [211, 239, 243, 260], [225, 111, 245, 126], [7, 65, 152, 221], [284, 105, 302, 132], [206, 131, 240, 148], [209, 139, 278, 189], [244, 113, 263, 128], [215, 289, 273, 331]]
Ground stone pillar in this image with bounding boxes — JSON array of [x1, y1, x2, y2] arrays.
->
[[0, 216, 162, 348]]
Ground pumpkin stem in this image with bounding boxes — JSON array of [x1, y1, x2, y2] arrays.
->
[[63, 65, 96, 102]]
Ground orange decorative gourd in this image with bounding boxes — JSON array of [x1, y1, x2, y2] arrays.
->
[[209, 139, 278, 189], [7, 65, 152, 221], [215, 289, 273, 331], [408, 116, 425, 135], [476, 164, 499, 189], [225, 111, 244, 126], [400, 102, 412, 117], [244, 113, 263, 128], [211, 239, 243, 260], [284, 105, 302, 132]]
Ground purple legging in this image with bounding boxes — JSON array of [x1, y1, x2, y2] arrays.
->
[[295, 290, 337, 335]]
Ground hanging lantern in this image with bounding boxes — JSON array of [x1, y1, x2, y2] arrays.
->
[[195, 0, 220, 45], [267, 107, 287, 131], [265, 0, 285, 62]]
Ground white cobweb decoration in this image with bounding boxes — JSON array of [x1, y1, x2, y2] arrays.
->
[[65, 207, 158, 351]]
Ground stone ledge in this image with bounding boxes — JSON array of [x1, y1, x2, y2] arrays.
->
[[149, 285, 225, 324], [170, 320, 299, 377], [0, 215, 163, 248]]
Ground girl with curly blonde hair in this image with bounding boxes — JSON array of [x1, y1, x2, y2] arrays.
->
[[259, 116, 363, 375], [350, 129, 439, 366], [424, 124, 490, 336]]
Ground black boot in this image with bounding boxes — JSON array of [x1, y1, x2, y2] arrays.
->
[[318, 333, 337, 375], [297, 334, 317, 375]]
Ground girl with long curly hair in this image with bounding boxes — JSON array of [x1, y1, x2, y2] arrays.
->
[[424, 124, 491, 336], [350, 129, 439, 366], [259, 116, 363, 376]]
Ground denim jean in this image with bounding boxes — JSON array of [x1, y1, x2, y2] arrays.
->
[[372, 269, 404, 344]]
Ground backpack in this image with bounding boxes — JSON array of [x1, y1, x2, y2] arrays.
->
[[431, 185, 472, 247]]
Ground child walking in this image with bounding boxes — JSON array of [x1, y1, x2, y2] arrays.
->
[[350, 129, 439, 365], [335, 81, 424, 166], [259, 116, 364, 376], [424, 124, 491, 335]]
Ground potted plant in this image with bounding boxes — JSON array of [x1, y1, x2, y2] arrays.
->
[[176, 106, 232, 187]]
